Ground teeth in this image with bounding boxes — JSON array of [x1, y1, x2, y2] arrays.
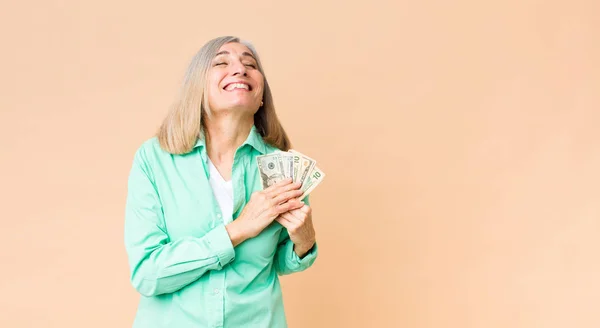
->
[[226, 83, 249, 91]]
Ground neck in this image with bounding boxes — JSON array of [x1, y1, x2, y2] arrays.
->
[[204, 114, 254, 165]]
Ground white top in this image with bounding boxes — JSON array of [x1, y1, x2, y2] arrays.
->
[[208, 159, 234, 225]]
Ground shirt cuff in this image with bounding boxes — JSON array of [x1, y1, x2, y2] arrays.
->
[[288, 241, 318, 269], [204, 224, 235, 267]]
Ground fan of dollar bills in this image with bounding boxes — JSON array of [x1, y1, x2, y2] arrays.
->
[[256, 149, 325, 200]]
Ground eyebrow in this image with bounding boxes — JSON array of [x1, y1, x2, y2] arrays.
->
[[214, 50, 256, 60]]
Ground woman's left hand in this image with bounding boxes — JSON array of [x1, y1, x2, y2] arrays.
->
[[276, 204, 316, 258]]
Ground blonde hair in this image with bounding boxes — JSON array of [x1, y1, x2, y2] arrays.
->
[[156, 36, 291, 155]]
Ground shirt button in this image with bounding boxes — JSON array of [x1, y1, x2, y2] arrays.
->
[[213, 288, 220, 294], [217, 214, 222, 219]]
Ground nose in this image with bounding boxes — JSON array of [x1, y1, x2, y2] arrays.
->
[[231, 61, 247, 77]]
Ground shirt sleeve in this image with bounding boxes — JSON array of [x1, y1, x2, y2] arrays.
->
[[124, 146, 235, 297], [273, 196, 319, 275]]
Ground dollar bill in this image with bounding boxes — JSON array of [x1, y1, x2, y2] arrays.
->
[[256, 153, 285, 189], [257, 149, 326, 198], [300, 166, 325, 200], [289, 149, 316, 188], [290, 152, 302, 182], [280, 152, 295, 180]]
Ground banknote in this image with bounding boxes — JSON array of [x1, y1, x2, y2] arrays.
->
[[256, 153, 285, 189], [290, 152, 302, 182], [299, 166, 325, 200], [280, 152, 295, 181], [288, 149, 316, 188], [257, 149, 325, 200]]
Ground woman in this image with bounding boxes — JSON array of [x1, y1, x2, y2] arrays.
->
[[124, 36, 318, 327]]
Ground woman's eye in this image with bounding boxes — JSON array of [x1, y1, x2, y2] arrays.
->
[[215, 62, 226, 66], [244, 63, 257, 68]]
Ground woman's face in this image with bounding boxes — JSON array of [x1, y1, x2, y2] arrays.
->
[[206, 42, 264, 116]]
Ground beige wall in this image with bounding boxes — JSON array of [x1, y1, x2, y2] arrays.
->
[[1, 1, 599, 327]]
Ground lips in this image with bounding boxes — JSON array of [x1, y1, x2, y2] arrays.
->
[[223, 82, 252, 91]]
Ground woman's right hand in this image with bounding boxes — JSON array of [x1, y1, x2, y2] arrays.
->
[[226, 178, 304, 246]]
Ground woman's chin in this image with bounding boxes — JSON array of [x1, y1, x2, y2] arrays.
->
[[225, 100, 259, 110], [211, 103, 258, 115]]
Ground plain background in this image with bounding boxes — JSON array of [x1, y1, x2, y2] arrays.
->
[[1, 1, 599, 327]]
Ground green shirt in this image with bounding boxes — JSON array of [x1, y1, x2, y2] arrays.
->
[[124, 125, 318, 328]]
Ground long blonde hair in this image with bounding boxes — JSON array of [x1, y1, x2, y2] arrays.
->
[[157, 36, 291, 154]]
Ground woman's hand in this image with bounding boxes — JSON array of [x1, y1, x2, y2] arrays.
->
[[226, 178, 304, 246], [275, 205, 316, 258]]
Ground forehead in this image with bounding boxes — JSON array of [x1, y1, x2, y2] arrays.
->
[[215, 42, 255, 58]]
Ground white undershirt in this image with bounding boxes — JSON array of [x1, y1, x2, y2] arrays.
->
[[208, 159, 234, 225]]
